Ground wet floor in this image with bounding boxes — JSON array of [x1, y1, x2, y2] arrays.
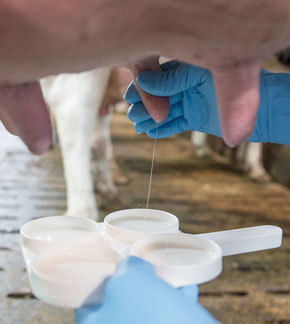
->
[[1, 112, 290, 324]]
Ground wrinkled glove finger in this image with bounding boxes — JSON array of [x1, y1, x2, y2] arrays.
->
[[128, 102, 151, 122], [128, 96, 183, 123], [124, 81, 141, 104], [124, 60, 179, 104], [137, 64, 210, 96], [114, 256, 155, 277], [169, 92, 183, 106], [127, 92, 183, 123], [160, 60, 180, 71], [147, 117, 191, 138], [178, 285, 199, 302], [134, 102, 184, 133]]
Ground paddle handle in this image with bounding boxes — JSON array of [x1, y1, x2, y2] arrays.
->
[[198, 225, 282, 257]]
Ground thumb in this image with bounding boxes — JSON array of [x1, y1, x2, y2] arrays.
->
[[178, 285, 199, 302], [137, 64, 209, 96], [127, 56, 169, 123], [114, 256, 155, 277], [212, 60, 261, 147]]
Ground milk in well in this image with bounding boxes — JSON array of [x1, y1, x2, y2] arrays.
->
[[110, 216, 173, 232], [145, 244, 213, 265], [30, 228, 91, 242], [36, 253, 116, 282]]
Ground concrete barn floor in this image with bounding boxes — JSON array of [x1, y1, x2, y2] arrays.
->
[[0, 112, 290, 324]]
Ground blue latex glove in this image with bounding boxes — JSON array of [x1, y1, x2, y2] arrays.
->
[[125, 60, 290, 145], [75, 256, 219, 324]]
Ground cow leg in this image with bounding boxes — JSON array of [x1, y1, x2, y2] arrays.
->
[[235, 141, 248, 171], [91, 104, 117, 196], [191, 131, 209, 157], [53, 104, 97, 219], [109, 104, 130, 186], [244, 142, 271, 182], [49, 68, 111, 220]]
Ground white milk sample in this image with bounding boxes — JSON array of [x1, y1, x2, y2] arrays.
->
[[36, 254, 116, 282], [145, 246, 213, 265], [30, 228, 92, 242], [111, 216, 169, 232]]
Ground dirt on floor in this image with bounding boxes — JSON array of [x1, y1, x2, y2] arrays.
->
[[0, 109, 290, 324]]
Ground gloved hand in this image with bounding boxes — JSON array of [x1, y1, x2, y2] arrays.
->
[[124, 60, 290, 145], [75, 256, 219, 324]]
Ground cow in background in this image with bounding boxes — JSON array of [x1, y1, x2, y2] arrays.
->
[[41, 67, 131, 220], [191, 132, 270, 182]]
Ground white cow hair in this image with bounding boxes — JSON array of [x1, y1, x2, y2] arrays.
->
[[41, 67, 114, 220]]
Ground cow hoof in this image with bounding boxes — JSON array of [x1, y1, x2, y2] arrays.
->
[[248, 172, 271, 183], [95, 182, 117, 196], [114, 173, 130, 185], [195, 146, 210, 158]]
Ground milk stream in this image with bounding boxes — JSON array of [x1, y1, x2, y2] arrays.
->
[[146, 127, 158, 210]]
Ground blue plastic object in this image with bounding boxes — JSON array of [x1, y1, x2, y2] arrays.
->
[[75, 256, 219, 324]]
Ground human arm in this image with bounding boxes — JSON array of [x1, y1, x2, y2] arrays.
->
[[75, 256, 219, 324]]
